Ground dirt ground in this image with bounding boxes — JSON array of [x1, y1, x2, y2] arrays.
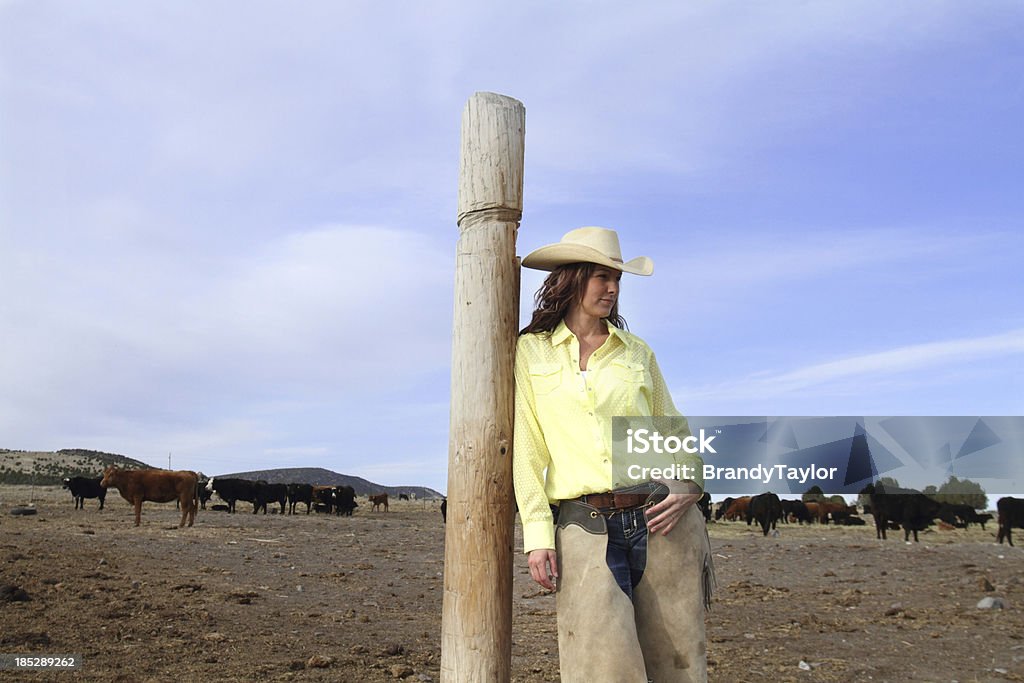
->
[[2, 486, 1023, 683]]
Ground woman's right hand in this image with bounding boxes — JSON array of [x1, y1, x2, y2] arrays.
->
[[527, 548, 558, 591]]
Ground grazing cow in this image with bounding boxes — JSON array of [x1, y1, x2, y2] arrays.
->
[[749, 492, 782, 536], [937, 503, 975, 529], [860, 483, 941, 542], [997, 497, 1024, 546], [975, 512, 995, 531], [804, 501, 821, 524], [287, 484, 314, 515], [63, 476, 106, 510], [312, 485, 336, 513], [440, 497, 447, 524], [206, 478, 259, 513], [100, 466, 198, 528], [781, 499, 811, 525], [253, 482, 288, 515], [724, 496, 751, 521], [369, 493, 389, 512], [334, 486, 357, 516], [823, 502, 857, 525], [945, 504, 993, 530], [196, 481, 213, 510], [398, 493, 410, 501], [714, 497, 734, 521]]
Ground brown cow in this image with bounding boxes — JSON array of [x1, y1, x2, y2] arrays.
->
[[369, 493, 389, 512], [724, 496, 751, 521], [804, 502, 821, 523], [100, 466, 199, 528]]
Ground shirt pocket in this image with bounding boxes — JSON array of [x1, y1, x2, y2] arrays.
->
[[608, 359, 646, 385], [529, 363, 563, 396], [607, 360, 651, 415]]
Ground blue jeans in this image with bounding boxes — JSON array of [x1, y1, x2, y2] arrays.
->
[[604, 506, 649, 600]]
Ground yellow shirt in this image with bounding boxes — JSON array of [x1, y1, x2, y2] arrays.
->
[[513, 319, 704, 553]]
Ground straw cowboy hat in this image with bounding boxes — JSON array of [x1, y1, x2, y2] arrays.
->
[[521, 226, 654, 276]]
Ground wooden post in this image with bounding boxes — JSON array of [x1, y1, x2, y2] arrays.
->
[[441, 92, 524, 682]]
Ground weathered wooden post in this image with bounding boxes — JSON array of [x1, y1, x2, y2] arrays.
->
[[441, 92, 525, 682]]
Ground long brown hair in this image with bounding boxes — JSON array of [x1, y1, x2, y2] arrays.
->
[[520, 262, 627, 335]]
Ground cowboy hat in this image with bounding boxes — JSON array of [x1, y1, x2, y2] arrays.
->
[[521, 226, 653, 276]]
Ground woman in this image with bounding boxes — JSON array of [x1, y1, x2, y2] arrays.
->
[[513, 226, 713, 683]]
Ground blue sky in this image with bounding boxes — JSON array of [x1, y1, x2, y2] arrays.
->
[[2, 2, 1021, 494]]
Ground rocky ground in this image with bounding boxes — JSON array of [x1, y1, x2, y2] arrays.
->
[[2, 485, 1023, 682]]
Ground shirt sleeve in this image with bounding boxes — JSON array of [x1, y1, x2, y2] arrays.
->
[[648, 350, 704, 492], [512, 339, 556, 553]]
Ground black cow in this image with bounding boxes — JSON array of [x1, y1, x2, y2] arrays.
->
[[196, 480, 213, 510], [441, 497, 447, 524], [254, 482, 288, 515], [715, 497, 735, 521], [781, 499, 811, 525], [334, 486, 357, 516], [206, 477, 259, 513], [936, 502, 987, 529], [287, 483, 314, 515], [860, 483, 942, 542], [997, 497, 1024, 546], [975, 512, 995, 530], [398, 493, 410, 501], [955, 506, 995, 531], [63, 476, 106, 510], [312, 486, 335, 513], [749, 492, 782, 536]]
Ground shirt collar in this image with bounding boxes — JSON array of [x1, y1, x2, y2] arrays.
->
[[551, 319, 627, 347]]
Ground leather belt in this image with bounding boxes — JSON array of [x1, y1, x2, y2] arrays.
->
[[578, 491, 650, 511]]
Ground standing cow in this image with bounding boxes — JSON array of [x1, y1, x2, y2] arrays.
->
[[63, 476, 107, 510], [100, 467, 199, 528], [287, 483, 314, 515], [997, 496, 1024, 546], [334, 486, 357, 516], [369, 493, 389, 512], [206, 478, 259, 513], [749, 492, 782, 536], [253, 482, 288, 515], [860, 483, 941, 542]]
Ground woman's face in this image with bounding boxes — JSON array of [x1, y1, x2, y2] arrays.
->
[[577, 265, 621, 319]]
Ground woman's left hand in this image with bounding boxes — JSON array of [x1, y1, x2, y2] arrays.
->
[[645, 491, 701, 536]]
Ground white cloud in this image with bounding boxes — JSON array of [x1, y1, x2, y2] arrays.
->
[[681, 328, 1024, 407], [0, 223, 455, 448]]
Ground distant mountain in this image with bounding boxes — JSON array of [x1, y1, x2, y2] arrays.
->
[[0, 451, 444, 499], [0, 448, 153, 485], [215, 466, 443, 499]]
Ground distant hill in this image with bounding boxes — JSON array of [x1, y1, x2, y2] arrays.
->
[[0, 448, 153, 485], [0, 451, 444, 499], [216, 466, 443, 500]]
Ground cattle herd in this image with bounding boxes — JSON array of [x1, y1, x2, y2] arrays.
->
[[61, 468, 403, 527], [58, 471, 1024, 545], [711, 487, 1023, 546]]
